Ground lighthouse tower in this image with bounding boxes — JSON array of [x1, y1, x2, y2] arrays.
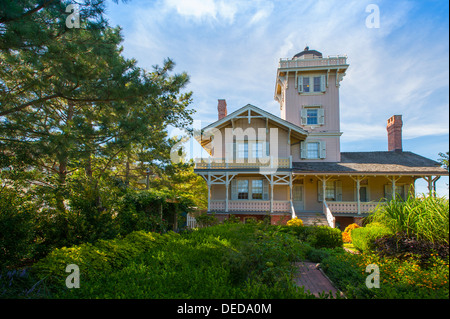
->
[[274, 47, 349, 162]]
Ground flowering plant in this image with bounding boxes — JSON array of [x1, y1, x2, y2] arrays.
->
[[342, 231, 352, 243], [286, 217, 303, 227]]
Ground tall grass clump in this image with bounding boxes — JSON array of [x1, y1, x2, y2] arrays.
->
[[367, 195, 449, 244]]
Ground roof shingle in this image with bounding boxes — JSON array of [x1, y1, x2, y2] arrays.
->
[[293, 151, 447, 175]]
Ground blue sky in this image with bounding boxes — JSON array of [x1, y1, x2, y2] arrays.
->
[[104, 0, 449, 196]]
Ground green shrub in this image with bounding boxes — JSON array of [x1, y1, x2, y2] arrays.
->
[[31, 231, 175, 282], [115, 191, 170, 235], [195, 212, 219, 227], [321, 249, 449, 299], [285, 225, 343, 249], [0, 188, 37, 268], [307, 248, 331, 263], [49, 223, 316, 299], [351, 224, 393, 253]]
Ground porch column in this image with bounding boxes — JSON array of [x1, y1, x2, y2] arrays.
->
[[207, 172, 211, 212], [392, 177, 396, 200], [225, 173, 229, 213], [356, 178, 361, 215], [385, 176, 401, 200], [322, 176, 327, 205], [433, 176, 440, 197], [289, 174, 293, 202], [270, 174, 274, 213], [424, 176, 441, 197]]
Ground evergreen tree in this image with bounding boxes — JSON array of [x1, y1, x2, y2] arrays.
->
[[0, 1, 194, 213]]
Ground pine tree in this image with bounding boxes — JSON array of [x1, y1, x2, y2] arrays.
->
[[0, 1, 194, 214]]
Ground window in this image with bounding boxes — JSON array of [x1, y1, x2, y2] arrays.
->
[[238, 142, 248, 159], [237, 180, 248, 199], [300, 141, 326, 159], [384, 184, 407, 201], [306, 109, 318, 125], [307, 142, 320, 159], [318, 180, 343, 202], [325, 181, 335, 201], [251, 142, 264, 159], [298, 75, 326, 93], [251, 180, 263, 199], [302, 77, 310, 92], [313, 76, 321, 92], [231, 179, 268, 200], [301, 106, 324, 126]]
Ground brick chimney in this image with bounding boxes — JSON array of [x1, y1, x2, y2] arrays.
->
[[387, 115, 403, 152], [218, 99, 227, 120]]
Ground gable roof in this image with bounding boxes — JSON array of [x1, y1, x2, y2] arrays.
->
[[198, 104, 308, 152], [203, 104, 308, 135], [292, 151, 448, 176]]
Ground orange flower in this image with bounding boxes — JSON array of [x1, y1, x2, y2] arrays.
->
[[342, 232, 352, 243]]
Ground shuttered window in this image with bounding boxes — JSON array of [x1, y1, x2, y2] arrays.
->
[[301, 106, 324, 126], [300, 141, 327, 159], [298, 75, 326, 93]]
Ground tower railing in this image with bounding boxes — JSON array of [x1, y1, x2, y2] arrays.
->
[[278, 56, 347, 69]]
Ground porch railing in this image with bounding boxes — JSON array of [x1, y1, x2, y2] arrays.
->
[[326, 201, 382, 214], [209, 200, 290, 212], [195, 156, 292, 169]]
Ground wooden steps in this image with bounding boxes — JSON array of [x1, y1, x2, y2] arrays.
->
[[295, 212, 328, 226]]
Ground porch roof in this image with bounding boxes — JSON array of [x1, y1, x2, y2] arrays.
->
[[292, 151, 448, 176]]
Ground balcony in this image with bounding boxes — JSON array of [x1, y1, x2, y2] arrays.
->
[[194, 157, 292, 170], [278, 56, 348, 69], [210, 200, 290, 213]]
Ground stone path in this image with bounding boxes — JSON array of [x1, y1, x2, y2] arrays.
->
[[294, 261, 341, 298]]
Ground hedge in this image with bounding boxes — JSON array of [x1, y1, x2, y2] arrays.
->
[[281, 225, 343, 249], [31, 231, 179, 282], [351, 223, 393, 253]]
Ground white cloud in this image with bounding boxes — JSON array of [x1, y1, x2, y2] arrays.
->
[[163, 0, 240, 23], [247, 2, 274, 26], [165, 0, 216, 19], [107, 0, 449, 149]]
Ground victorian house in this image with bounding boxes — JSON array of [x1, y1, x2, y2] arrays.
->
[[193, 47, 447, 230]]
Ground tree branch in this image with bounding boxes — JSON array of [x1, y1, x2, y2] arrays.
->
[[0, 0, 57, 24]]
